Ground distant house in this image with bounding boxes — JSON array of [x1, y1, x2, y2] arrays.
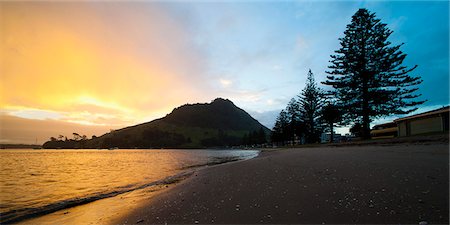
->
[[394, 106, 449, 137], [370, 122, 398, 139]]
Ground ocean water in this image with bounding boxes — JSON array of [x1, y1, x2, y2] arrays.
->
[[0, 149, 259, 223]]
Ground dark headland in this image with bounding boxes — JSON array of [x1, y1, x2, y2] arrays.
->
[[42, 98, 269, 149], [112, 141, 449, 224]]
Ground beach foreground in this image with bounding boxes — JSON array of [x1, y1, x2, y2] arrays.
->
[[114, 144, 448, 224]]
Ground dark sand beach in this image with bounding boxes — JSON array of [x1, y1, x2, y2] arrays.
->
[[114, 143, 449, 224]]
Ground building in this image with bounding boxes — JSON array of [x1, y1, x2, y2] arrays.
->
[[394, 106, 449, 137], [370, 122, 398, 139]]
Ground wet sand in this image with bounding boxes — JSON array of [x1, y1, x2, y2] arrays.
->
[[114, 144, 449, 224], [16, 183, 175, 225]]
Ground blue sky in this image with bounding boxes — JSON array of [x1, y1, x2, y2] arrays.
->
[[162, 1, 449, 128], [1, 1, 448, 143]]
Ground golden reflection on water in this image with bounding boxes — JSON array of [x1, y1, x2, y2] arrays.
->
[[1, 149, 259, 224], [1, 150, 182, 213]]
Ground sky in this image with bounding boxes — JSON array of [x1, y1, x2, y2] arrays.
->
[[1, 1, 448, 144]]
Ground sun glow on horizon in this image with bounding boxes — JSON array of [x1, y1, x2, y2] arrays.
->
[[1, 2, 210, 129]]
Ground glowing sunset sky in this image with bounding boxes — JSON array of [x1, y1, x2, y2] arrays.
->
[[1, 1, 448, 144]]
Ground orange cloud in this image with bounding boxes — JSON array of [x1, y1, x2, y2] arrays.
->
[[1, 2, 209, 130]]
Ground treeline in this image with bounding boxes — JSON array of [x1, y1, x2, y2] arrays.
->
[[43, 133, 91, 149], [43, 129, 191, 149], [43, 128, 267, 149], [201, 129, 241, 147], [241, 128, 267, 146], [272, 8, 424, 144], [198, 128, 267, 147], [100, 128, 189, 149]]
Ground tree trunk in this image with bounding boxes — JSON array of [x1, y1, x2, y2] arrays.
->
[[361, 70, 371, 140], [329, 122, 334, 143], [362, 113, 371, 140], [362, 81, 370, 139], [360, 31, 371, 140]]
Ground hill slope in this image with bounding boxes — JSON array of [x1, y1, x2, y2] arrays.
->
[[43, 98, 269, 149]]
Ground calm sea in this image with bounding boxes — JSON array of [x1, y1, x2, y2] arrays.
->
[[0, 149, 259, 223]]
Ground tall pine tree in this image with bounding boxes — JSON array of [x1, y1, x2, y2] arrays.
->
[[299, 70, 324, 143], [323, 8, 425, 139]]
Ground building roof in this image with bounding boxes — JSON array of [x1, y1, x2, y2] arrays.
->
[[394, 106, 449, 122], [372, 122, 397, 130]]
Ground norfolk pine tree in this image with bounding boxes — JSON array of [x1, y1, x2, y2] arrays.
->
[[323, 8, 425, 139], [299, 70, 324, 143]]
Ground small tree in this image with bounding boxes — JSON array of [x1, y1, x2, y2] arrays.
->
[[323, 8, 425, 139], [73, 133, 81, 141], [285, 98, 301, 143], [350, 122, 364, 138], [271, 110, 289, 145], [299, 69, 324, 143], [321, 103, 342, 143]]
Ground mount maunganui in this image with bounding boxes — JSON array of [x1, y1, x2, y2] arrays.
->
[[43, 98, 270, 149]]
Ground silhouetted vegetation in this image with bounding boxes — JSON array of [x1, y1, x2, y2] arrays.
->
[[271, 110, 289, 145], [201, 129, 242, 147], [242, 128, 267, 146], [320, 103, 343, 143], [139, 128, 187, 148], [285, 99, 302, 143], [43, 140, 80, 149], [323, 8, 425, 139], [350, 122, 364, 138], [43, 133, 89, 149], [271, 70, 324, 145], [299, 70, 325, 143]]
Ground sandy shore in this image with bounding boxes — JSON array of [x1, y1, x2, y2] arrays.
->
[[113, 143, 449, 224]]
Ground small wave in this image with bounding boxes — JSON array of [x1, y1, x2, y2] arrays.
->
[[180, 151, 259, 170], [0, 171, 192, 224], [180, 156, 242, 169]]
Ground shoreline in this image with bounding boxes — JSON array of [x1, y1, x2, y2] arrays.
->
[[113, 143, 449, 224]]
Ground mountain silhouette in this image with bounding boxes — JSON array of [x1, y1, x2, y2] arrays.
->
[[165, 98, 266, 131], [43, 98, 269, 149]]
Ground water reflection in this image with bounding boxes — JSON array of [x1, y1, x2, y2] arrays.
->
[[0, 149, 259, 223]]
